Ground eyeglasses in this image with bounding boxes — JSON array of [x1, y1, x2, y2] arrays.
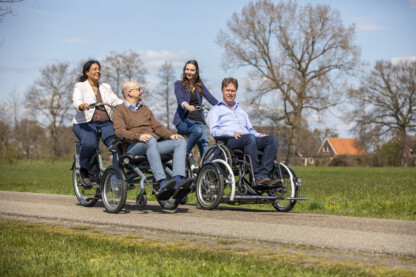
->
[[130, 87, 143, 92]]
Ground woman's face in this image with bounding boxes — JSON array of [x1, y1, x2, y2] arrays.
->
[[86, 63, 101, 82], [184, 63, 197, 80]]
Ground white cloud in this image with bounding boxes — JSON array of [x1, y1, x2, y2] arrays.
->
[[391, 56, 416, 64], [140, 50, 193, 70], [356, 24, 385, 31], [60, 38, 85, 43]]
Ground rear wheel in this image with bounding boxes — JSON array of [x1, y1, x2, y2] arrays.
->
[[72, 157, 99, 207], [196, 163, 224, 210], [101, 166, 127, 213], [270, 163, 298, 212]]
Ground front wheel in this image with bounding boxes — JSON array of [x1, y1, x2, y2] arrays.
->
[[270, 163, 298, 212], [196, 163, 224, 210], [72, 161, 99, 207], [101, 166, 127, 213]]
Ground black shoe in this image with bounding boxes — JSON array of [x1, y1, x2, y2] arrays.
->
[[80, 168, 92, 187], [172, 178, 193, 199], [267, 179, 282, 188], [157, 179, 176, 200]]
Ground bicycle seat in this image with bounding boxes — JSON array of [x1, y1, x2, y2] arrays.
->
[[232, 149, 263, 157], [119, 153, 173, 167]]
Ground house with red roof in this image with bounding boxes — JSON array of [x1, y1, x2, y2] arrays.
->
[[317, 138, 366, 158]]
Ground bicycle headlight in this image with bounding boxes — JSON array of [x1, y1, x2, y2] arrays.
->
[[123, 157, 130, 165], [296, 177, 302, 185]]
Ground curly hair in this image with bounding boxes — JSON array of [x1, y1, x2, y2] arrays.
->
[[181, 60, 203, 96]]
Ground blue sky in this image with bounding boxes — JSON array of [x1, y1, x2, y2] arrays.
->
[[0, 0, 415, 137]]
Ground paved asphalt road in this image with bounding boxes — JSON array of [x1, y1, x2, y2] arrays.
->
[[0, 191, 415, 257]]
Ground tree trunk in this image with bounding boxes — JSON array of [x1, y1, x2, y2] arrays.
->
[[285, 126, 298, 165], [399, 129, 406, 166]]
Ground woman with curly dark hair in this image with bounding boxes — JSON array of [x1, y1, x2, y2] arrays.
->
[[72, 60, 123, 186]]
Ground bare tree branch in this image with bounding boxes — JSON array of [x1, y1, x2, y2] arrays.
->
[[216, 0, 360, 164]]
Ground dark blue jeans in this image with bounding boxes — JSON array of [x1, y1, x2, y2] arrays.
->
[[73, 121, 117, 169], [176, 119, 209, 157], [227, 134, 279, 179]]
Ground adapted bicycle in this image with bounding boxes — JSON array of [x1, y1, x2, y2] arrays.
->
[[195, 137, 308, 211], [72, 103, 191, 213]]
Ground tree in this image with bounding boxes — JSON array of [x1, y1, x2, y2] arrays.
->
[[0, 0, 23, 23], [349, 60, 416, 162], [15, 119, 46, 159], [153, 61, 176, 130], [102, 50, 147, 97], [26, 62, 74, 164], [0, 103, 12, 162], [7, 91, 20, 161], [312, 127, 339, 144], [217, 0, 360, 164]]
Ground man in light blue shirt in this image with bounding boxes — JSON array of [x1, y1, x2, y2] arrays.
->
[[207, 77, 280, 187]]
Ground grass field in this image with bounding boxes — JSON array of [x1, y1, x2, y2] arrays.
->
[[1, 160, 415, 276], [0, 160, 415, 220], [1, 219, 414, 277]]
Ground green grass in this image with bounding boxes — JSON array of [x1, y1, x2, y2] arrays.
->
[[0, 160, 415, 220], [1, 219, 412, 277]]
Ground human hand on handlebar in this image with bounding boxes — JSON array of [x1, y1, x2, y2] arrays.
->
[[139, 134, 153, 142], [79, 103, 90, 111], [233, 132, 246, 139], [170, 134, 184, 140], [184, 103, 195, 112]]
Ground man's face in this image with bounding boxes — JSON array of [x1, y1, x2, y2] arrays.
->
[[222, 83, 237, 106], [129, 82, 144, 102]]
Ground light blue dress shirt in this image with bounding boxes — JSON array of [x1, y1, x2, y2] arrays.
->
[[207, 101, 260, 138], [123, 100, 140, 111]]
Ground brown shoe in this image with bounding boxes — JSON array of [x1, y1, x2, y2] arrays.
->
[[267, 179, 282, 187], [255, 178, 270, 186]]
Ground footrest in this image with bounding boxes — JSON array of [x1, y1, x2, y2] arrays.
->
[[86, 197, 100, 201], [220, 194, 308, 204]]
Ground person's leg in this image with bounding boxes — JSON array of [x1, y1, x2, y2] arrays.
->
[[227, 134, 264, 179], [158, 138, 192, 199], [73, 123, 98, 170], [157, 138, 187, 178], [176, 119, 202, 155], [256, 135, 279, 177], [99, 121, 118, 165], [194, 121, 209, 157], [126, 137, 166, 182]]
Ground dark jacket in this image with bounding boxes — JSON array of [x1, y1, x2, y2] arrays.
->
[[172, 80, 218, 126]]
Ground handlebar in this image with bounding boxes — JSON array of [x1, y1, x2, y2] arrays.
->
[[88, 103, 117, 110], [194, 105, 210, 111]]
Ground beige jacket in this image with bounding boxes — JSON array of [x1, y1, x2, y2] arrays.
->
[[72, 80, 123, 124]]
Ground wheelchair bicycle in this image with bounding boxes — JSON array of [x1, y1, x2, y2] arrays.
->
[[194, 137, 308, 211], [72, 103, 189, 214]]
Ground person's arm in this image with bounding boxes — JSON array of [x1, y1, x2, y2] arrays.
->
[[72, 83, 87, 111], [103, 83, 123, 106], [148, 106, 173, 140], [242, 108, 260, 137], [201, 82, 219, 106], [207, 106, 234, 138], [174, 81, 188, 108]]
